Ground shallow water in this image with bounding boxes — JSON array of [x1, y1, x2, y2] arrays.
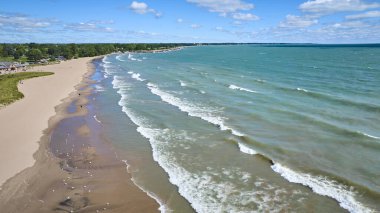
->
[[92, 45, 380, 212]]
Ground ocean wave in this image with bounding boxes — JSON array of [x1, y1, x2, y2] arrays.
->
[[296, 87, 309, 93], [112, 77, 316, 213], [179, 80, 187, 87], [101, 56, 112, 78], [122, 160, 172, 213], [274, 108, 380, 143], [102, 55, 111, 64], [127, 71, 145, 82], [253, 79, 266, 83], [236, 136, 374, 213], [112, 76, 172, 212], [94, 85, 105, 92], [229, 84, 258, 93], [127, 53, 136, 61], [146, 82, 244, 137], [271, 163, 373, 213], [356, 131, 380, 140], [238, 143, 257, 155], [93, 115, 102, 124], [288, 87, 380, 113], [127, 53, 142, 62], [134, 127, 304, 213], [116, 54, 126, 62]]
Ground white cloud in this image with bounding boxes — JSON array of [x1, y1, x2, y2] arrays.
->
[[187, 0, 260, 22], [0, 13, 52, 29], [279, 15, 318, 28], [300, 0, 380, 14], [130, 1, 149, 14], [130, 1, 162, 18], [233, 20, 242, 25], [191, 24, 201, 29], [64, 21, 114, 32], [331, 20, 369, 28], [187, 0, 253, 14], [232, 13, 259, 21], [346, 10, 380, 19], [177, 18, 183, 23]]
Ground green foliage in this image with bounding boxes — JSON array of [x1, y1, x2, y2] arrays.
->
[[0, 72, 54, 105], [26, 49, 43, 62], [0, 43, 192, 63]]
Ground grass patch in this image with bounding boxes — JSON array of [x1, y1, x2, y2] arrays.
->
[[0, 72, 54, 106], [0, 56, 28, 63], [0, 56, 15, 62]]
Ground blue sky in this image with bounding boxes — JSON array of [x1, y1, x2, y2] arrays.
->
[[1, 0, 380, 43]]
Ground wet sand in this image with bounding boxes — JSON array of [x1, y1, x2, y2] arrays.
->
[[0, 57, 96, 186], [0, 59, 159, 212]]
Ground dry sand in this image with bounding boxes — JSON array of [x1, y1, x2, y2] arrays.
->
[[0, 57, 96, 187], [0, 57, 159, 212]]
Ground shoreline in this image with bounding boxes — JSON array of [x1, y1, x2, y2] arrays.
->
[[0, 57, 99, 187], [0, 56, 159, 212]]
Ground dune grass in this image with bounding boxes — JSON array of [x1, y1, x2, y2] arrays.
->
[[0, 72, 54, 106]]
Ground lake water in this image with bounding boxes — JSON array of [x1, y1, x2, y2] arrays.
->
[[91, 45, 380, 212]]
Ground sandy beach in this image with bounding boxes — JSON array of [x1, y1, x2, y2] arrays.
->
[[0, 57, 159, 212], [0, 58, 95, 187]]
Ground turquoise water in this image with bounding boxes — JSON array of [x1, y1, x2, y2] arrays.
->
[[93, 45, 380, 212]]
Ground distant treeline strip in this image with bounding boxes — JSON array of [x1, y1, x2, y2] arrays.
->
[[0, 43, 194, 63]]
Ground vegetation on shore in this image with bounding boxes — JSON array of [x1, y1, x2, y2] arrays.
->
[[0, 72, 54, 106], [0, 43, 191, 63]]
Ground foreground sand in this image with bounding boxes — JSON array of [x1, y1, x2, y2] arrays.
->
[[0, 58, 96, 187], [0, 57, 159, 212]]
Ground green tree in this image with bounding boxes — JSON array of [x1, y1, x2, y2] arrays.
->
[[13, 46, 26, 60], [3, 44, 15, 57], [26, 49, 43, 63], [60, 45, 74, 59], [48, 45, 60, 57]]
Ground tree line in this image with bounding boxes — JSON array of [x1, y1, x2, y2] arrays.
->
[[0, 43, 193, 63]]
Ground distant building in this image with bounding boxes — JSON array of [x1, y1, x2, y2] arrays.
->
[[0, 62, 12, 71], [39, 59, 49, 64], [0, 62, 29, 72], [56, 56, 66, 61]]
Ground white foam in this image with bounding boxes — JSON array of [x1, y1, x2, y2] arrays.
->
[[94, 85, 105, 92], [271, 163, 373, 213], [112, 77, 309, 213], [229, 84, 257, 93], [238, 143, 257, 155], [357, 131, 380, 139], [127, 53, 142, 61], [135, 127, 300, 213], [121, 160, 172, 213], [93, 115, 102, 124], [116, 54, 126, 62], [101, 56, 112, 78], [179, 80, 187, 87], [296, 87, 308, 92], [111, 78, 173, 212], [102, 55, 111, 64], [255, 79, 266, 83], [127, 71, 145, 81], [146, 82, 244, 137]]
